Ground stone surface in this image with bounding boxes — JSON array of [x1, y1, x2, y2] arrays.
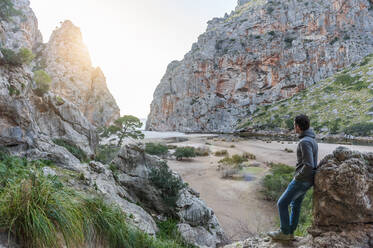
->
[[112, 142, 226, 247], [224, 146, 373, 248], [0, 0, 42, 51], [40, 20, 120, 127], [147, 0, 373, 132], [313, 146, 373, 226]]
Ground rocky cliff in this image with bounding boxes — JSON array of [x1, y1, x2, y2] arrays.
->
[[237, 53, 373, 136], [40, 20, 120, 128], [0, 0, 97, 159], [0, 1, 225, 247], [146, 0, 373, 133], [224, 146, 373, 248]]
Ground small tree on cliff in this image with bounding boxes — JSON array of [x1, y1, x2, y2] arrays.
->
[[103, 115, 144, 146]]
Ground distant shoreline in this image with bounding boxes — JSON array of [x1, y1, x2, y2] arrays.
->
[[142, 130, 373, 147]]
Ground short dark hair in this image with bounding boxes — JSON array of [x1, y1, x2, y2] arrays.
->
[[294, 114, 310, 131]]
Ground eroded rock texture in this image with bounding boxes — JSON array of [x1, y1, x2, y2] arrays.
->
[[112, 142, 226, 248], [314, 146, 373, 226], [0, 1, 97, 160], [147, 0, 373, 132], [0, 1, 225, 247], [224, 146, 373, 248], [41, 20, 120, 127]]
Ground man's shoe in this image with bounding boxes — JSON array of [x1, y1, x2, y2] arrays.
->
[[267, 230, 294, 241]]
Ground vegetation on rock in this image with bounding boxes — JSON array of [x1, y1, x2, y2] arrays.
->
[[0, 0, 22, 21], [0, 47, 35, 66], [95, 144, 120, 164], [156, 219, 196, 248], [53, 139, 89, 163], [0, 151, 190, 248], [237, 54, 373, 136], [149, 161, 187, 208], [33, 70, 51, 96]]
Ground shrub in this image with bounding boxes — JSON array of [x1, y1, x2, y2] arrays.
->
[[0, 0, 22, 21], [217, 154, 249, 176], [360, 56, 371, 66], [261, 162, 313, 236], [284, 36, 295, 48], [329, 37, 339, 45], [334, 74, 360, 85], [156, 219, 195, 248], [219, 167, 241, 179], [214, 150, 228, 156], [294, 189, 313, 236], [55, 95, 65, 106], [242, 152, 256, 160], [1, 48, 19, 65], [145, 143, 169, 156], [261, 162, 294, 201], [8, 85, 20, 96], [33, 70, 51, 96], [285, 118, 294, 130], [95, 145, 120, 164], [284, 148, 294, 153], [329, 118, 341, 134], [149, 161, 187, 208], [344, 122, 373, 136], [0, 47, 34, 65], [195, 147, 210, 156], [0, 154, 189, 248], [18, 48, 35, 64], [174, 147, 196, 161], [267, 6, 274, 14], [53, 139, 89, 163]]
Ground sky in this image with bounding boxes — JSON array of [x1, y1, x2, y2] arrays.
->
[[30, 0, 237, 119]]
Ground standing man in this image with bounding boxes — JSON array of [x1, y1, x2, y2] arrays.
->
[[267, 114, 318, 241]]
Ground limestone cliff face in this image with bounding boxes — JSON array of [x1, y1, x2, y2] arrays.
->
[[0, 1, 120, 158], [0, 0, 42, 51], [147, 0, 373, 132], [0, 0, 97, 161], [41, 20, 120, 127]]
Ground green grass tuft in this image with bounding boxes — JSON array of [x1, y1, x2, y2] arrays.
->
[[261, 162, 312, 236], [53, 139, 89, 163], [0, 153, 191, 248]]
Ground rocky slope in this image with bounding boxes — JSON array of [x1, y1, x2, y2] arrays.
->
[[39, 20, 120, 128], [237, 53, 373, 136], [0, 0, 97, 158], [225, 146, 373, 248], [0, 1, 225, 247], [146, 0, 373, 133]]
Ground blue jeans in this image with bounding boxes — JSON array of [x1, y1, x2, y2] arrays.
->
[[277, 179, 313, 234]]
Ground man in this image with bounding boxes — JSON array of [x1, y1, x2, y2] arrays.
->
[[267, 114, 318, 241]]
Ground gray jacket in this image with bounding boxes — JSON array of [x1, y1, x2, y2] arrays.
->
[[294, 128, 318, 184]]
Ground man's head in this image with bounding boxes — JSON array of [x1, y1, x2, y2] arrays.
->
[[294, 114, 310, 134]]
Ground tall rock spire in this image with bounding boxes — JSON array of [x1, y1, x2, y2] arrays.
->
[[41, 20, 120, 127]]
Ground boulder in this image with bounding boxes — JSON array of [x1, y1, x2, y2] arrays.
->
[[313, 146, 373, 226]]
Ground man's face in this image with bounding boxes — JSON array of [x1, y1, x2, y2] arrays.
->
[[294, 122, 301, 134]]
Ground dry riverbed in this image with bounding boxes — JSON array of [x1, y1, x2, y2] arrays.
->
[[143, 134, 373, 241]]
